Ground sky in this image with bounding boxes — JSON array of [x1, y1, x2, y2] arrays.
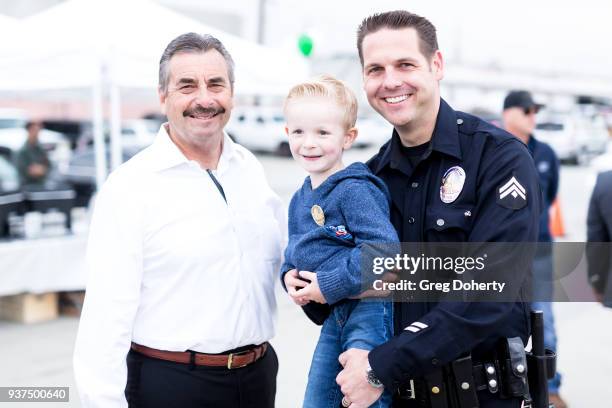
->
[[265, 0, 612, 78]]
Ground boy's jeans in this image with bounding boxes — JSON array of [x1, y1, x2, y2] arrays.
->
[[303, 299, 393, 408]]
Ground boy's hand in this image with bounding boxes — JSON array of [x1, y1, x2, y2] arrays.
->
[[293, 271, 327, 304], [284, 269, 309, 306]]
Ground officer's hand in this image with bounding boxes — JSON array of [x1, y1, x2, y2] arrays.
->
[[284, 269, 309, 306], [350, 269, 399, 299], [292, 271, 327, 304], [337, 349, 383, 408]]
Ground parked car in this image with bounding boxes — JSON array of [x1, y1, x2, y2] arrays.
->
[[0, 109, 72, 170], [0, 108, 27, 130], [354, 115, 392, 148], [226, 108, 290, 156], [58, 146, 140, 207], [226, 108, 390, 156], [121, 119, 160, 150], [534, 111, 609, 165]]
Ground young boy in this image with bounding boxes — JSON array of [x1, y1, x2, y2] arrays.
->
[[280, 75, 398, 408]]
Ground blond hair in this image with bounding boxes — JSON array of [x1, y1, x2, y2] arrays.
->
[[284, 75, 358, 129]]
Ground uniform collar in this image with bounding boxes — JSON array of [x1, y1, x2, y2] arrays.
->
[[431, 98, 462, 161], [372, 98, 462, 174], [527, 134, 537, 154], [149, 123, 238, 173]]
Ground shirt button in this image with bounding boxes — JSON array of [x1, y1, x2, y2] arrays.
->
[[457, 118, 464, 125], [436, 218, 445, 227], [408, 217, 415, 224], [411, 182, 419, 188]]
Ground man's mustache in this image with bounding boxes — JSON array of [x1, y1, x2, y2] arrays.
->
[[183, 105, 225, 117]]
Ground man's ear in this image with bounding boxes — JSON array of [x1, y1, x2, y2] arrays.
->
[[431, 50, 444, 81], [343, 127, 358, 149], [158, 87, 167, 115], [284, 126, 289, 136]]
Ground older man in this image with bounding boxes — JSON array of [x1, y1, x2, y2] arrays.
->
[[74, 33, 284, 408]]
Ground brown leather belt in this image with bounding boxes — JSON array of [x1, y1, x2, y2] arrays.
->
[[131, 342, 268, 369]]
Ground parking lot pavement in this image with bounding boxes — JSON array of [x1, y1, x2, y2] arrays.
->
[[1, 150, 611, 407]]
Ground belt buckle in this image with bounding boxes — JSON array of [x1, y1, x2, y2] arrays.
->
[[404, 379, 416, 399], [227, 348, 256, 369]]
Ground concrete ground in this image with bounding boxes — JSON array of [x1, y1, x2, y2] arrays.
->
[[1, 146, 611, 407]]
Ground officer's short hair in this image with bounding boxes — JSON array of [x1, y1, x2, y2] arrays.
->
[[158, 32, 235, 95], [283, 75, 358, 130], [357, 10, 439, 65]]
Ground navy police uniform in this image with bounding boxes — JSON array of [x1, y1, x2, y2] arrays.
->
[[367, 99, 541, 407], [527, 136, 559, 243]]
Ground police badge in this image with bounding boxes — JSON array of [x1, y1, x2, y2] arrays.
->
[[440, 166, 466, 203]]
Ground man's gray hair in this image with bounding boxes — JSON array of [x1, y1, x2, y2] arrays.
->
[[158, 32, 235, 94]]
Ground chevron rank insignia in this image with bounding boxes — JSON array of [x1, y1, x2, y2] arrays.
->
[[497, 176, 527, 210]]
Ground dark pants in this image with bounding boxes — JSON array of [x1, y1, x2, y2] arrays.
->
[[125, 345, 278, 408]]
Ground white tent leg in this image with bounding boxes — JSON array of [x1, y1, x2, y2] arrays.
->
[[109, 81, 122, 170], [93, 68, 107, 191]]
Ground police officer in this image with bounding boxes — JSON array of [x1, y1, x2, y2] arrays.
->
[[336, 11, 541, 408], [503, 91, 566, 408]]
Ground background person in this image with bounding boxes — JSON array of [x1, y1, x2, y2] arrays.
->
[[16, 120, 50, 186], [587, 170, 612, 308], [502, 90, 566, 408], [73, 33, 285, 408]]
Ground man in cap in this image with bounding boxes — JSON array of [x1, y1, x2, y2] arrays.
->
[[74, 33, 284, 408], [503, 90, 565, 408]]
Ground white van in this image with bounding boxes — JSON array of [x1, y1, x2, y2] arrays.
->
[[534, 110, 609, 164]]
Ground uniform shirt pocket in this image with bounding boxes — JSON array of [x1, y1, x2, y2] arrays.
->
[[425, 205, 474, 241]]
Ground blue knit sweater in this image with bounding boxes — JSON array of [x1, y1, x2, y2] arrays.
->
[[280, 162, 399, 305]]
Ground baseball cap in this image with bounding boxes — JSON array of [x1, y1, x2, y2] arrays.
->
[[503, 90, 545, 112]]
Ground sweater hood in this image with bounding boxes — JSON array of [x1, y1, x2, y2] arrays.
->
[[303, 162, 389, 202]]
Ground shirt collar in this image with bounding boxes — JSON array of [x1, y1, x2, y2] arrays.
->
[[431, 98, 462, 161], [372, 98, 462, 174], [149, 123, 238, 173]]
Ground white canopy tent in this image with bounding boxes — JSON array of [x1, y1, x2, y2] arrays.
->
[[0, 14, 18, 31], [0, 0, 308, 188]]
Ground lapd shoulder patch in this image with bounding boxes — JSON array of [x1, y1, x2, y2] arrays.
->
[[497, 176, 527, 210]]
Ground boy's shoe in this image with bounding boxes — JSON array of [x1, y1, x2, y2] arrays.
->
[[549, 393, 568, 408]]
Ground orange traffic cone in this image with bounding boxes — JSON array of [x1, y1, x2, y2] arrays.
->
[[549, 198, 565, 238]]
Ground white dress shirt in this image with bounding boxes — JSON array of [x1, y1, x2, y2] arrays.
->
[[73, 125, 285, 408]]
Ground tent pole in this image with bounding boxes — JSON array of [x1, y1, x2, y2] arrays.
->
[[92, 64, 107, 191], [109, 80, 122, 170]]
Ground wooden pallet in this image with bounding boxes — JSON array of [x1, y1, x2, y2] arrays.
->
[[0, 292, 58, 323]]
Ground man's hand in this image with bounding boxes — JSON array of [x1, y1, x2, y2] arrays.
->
[[283, 269, 309, 306], [336, 349, 383, 408], [350, 270, 399, 300], [28, 163, 47, 178], [291, 271, 327, 304]]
